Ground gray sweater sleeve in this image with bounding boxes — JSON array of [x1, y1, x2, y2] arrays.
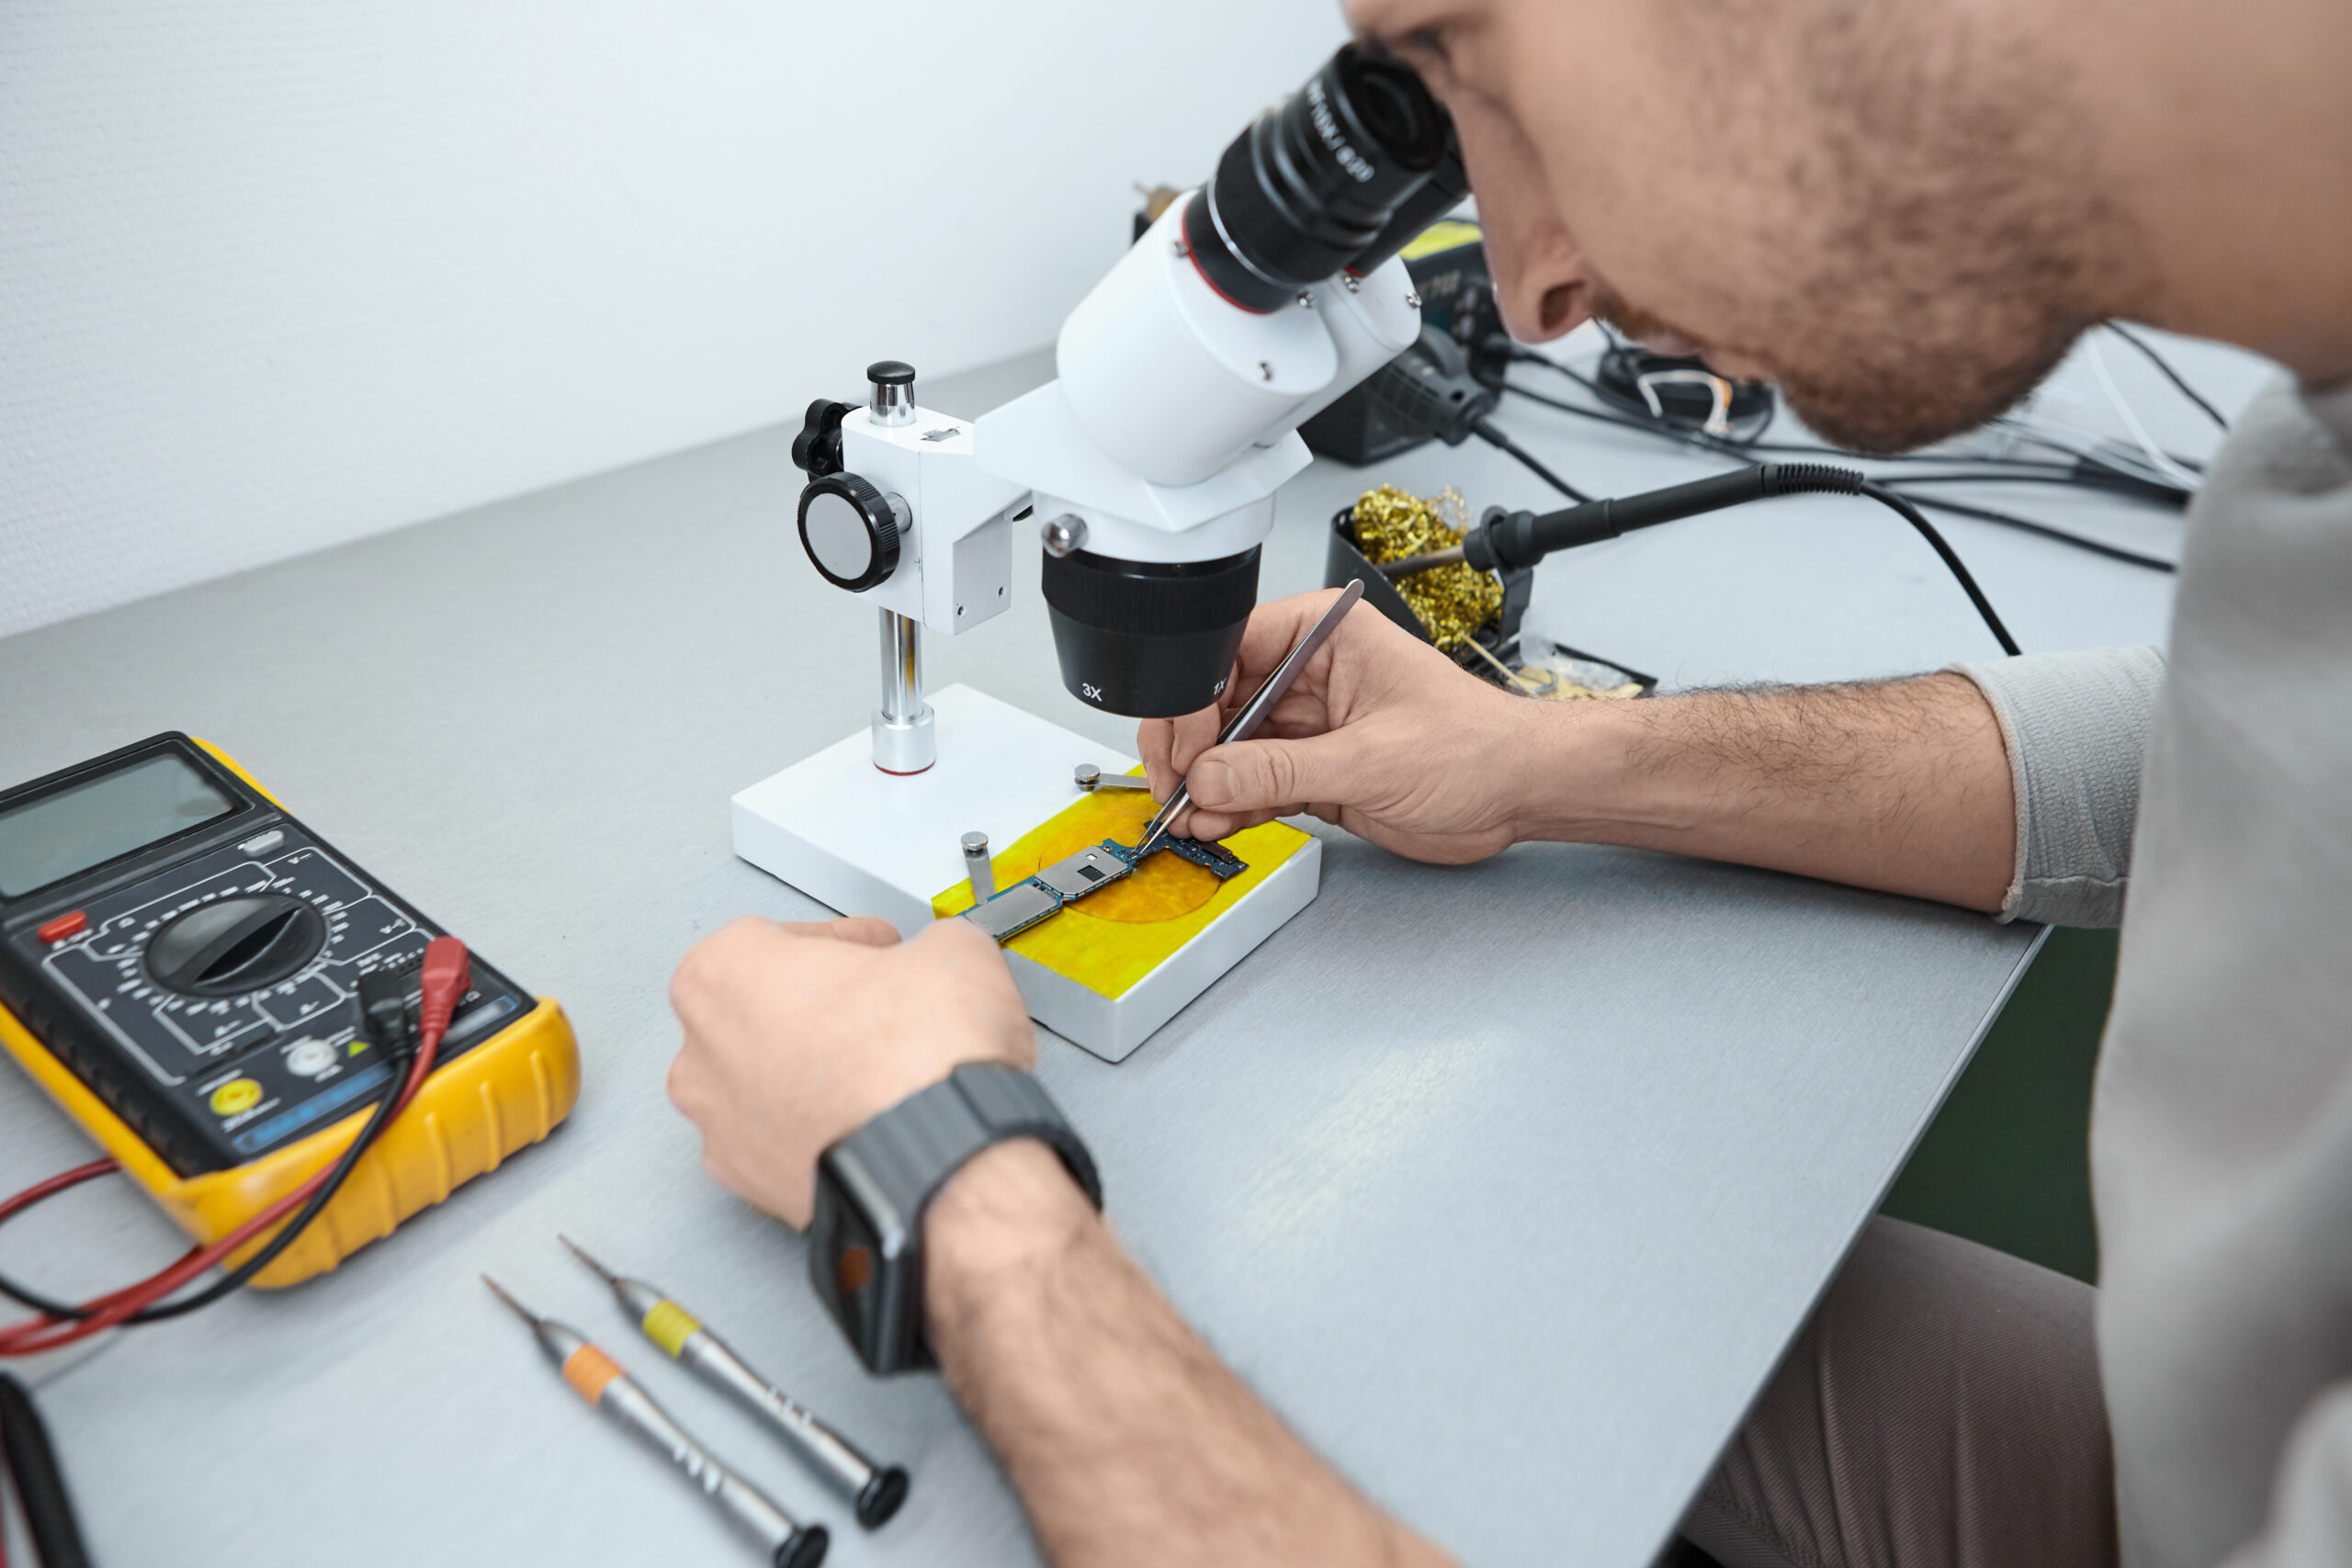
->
[[1944, 646, 2166, 927]]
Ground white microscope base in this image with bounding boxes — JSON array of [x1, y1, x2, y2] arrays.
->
[[730, 683, 1321, 1063]]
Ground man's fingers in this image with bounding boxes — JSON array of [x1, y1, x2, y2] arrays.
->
[[828, 915, 902, 947], [1153, 591, 1360, 783], [1233, 588, 1349, 680], [771, 915, 900, 947], [910, 908, 1016, 967], [1186, 731, 1365, 818], [1137, 717, 1177, 789], [1166, 702, 1229, 780], [1173, 802, 1283, 841]]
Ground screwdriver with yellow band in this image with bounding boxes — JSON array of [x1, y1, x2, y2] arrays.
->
[[483, 1276, 830, 1568], [560, 1236, 910, 1529]]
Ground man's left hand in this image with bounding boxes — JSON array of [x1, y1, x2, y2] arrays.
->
[[666, 915, 1035, 1226]]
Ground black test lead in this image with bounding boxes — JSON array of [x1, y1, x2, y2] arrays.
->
[[559, 1236, 910, 1529], [0, 1372, 92, 1568], [483, 1276, 830, 1568]]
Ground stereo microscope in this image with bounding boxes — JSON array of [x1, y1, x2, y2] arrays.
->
[[733, 43, 1467, 1060]]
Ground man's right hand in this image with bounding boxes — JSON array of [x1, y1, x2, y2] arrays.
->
[[1137, 589, 1539, 864], [1145, 586, 2019, 912]]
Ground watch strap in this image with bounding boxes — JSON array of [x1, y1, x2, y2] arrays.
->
[[815, 1063, 1099, 1373], [832, 1062, 1102, 1226]]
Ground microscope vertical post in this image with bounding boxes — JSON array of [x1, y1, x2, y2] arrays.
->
[[873, 607, 935, 773], [865, 360, 937, 774]]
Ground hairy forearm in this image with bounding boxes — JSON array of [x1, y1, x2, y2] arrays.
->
[[926, 1141, 1451, 1568], [1516, 672, 2016, 911]]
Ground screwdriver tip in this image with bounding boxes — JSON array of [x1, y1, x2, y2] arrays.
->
[[481, 1274, 537, 1323], [557, 1234, 619, 1283]]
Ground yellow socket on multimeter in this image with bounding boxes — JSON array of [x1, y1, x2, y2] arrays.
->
[[0, 733, 580, 1287]]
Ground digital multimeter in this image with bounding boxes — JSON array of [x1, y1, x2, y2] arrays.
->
[[0, 734, 580, 1288]]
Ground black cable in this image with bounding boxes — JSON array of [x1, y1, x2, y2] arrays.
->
[[1870, 469, 2124, 488], [1887, 469, 2190, 510], [1499, 378, 2186, 570], [2107, 322, 2230, 431], [0, 1004, 415, 1323], [0, 1373, 92, 1568], [1453, 463, 2021, 655], [1473, 417, 1591, 502], [1853, 482, 2021, 655], [0, 1249, 85, 1320], [131, 1035, 415, 1319], [1510, 350, 2196, 489], [1896, 492, 2178, 572]]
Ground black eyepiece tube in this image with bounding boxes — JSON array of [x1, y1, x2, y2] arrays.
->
[[1184, 43, 1452, 310], [1346, 130, 1469, 276]]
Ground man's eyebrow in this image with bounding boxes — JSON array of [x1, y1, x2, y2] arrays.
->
[[1346, 5, 1453, 66]]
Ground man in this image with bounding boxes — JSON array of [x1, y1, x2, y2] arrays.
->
[[665, 0, 2352, 1562]]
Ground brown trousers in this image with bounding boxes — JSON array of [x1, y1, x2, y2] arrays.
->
[[1680, 1217, 2119, 1568]]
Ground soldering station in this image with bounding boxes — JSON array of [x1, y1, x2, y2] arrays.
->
[[0, 28, 2225, 1568]]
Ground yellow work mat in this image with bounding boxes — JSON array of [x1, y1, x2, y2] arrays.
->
[[932, 772, 1311, 1000]]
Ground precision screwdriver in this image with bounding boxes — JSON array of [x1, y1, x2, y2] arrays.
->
[[560, 1236, 910, 1529], [483, 1276, 830, 1568]]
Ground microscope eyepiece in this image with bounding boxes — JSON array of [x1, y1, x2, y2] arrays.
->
[[1036, 45, 1461, 719], [1182, 42, 1453, 312]]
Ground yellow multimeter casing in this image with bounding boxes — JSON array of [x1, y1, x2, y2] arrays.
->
[[0, 734, 580, 1288]]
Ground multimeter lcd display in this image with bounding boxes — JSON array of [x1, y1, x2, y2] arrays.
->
[[0, 754, 237, 898]]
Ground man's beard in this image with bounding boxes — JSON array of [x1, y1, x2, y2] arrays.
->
[[1595, 286, 2090, 457], [1588, 5, 2136, 457], [1766, 310, 2088, 454]]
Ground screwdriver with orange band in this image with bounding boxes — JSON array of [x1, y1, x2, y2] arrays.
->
[[560, 1236, 910, 1529], [483, 1277, 830, 1568]]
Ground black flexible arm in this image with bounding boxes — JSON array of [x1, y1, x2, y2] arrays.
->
[[1460, 462, 2021, 655]]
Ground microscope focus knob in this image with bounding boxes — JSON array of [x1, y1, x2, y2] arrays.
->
[[798, 471, 904, 592]]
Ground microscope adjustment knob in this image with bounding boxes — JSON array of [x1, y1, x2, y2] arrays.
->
[[792, 399, 855, 478], [798, 471, 903, 592]]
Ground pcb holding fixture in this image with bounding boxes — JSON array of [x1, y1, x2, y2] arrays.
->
[[1074, 763, 1152, 794]]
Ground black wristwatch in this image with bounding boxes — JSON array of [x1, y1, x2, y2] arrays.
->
[[810, 1063, 1102, 1374]]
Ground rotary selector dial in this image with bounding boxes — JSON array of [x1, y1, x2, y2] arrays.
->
[[798, 471, 906, 592], [145, 893, 328, 997]]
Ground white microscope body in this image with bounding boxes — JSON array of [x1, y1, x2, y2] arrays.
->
[[821, 189, 1422, 747], [735, 42, 1457, 1058]]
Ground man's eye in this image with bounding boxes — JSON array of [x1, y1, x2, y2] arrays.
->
[[1401, 25, 1452, 65]]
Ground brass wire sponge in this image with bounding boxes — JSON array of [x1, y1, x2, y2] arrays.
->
[[1345, 485, 1500, 651]]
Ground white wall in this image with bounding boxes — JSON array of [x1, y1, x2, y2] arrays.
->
[[0, 2, 1350, 637]]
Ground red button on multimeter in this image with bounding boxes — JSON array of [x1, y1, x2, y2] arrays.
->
[[35, 911, 86, 945]]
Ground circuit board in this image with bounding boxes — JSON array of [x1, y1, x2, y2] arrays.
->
[[962, 835, 1249, 943]]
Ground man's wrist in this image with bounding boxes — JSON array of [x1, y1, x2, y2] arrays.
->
[[923, 1138, 1098, 1348], [1500, 695, 1657, 845]]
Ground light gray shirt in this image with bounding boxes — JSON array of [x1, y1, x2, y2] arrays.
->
[[1952, 374, 2352, 1568]]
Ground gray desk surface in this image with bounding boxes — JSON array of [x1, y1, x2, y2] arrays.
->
[[0, 348, 2187, 1568]]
